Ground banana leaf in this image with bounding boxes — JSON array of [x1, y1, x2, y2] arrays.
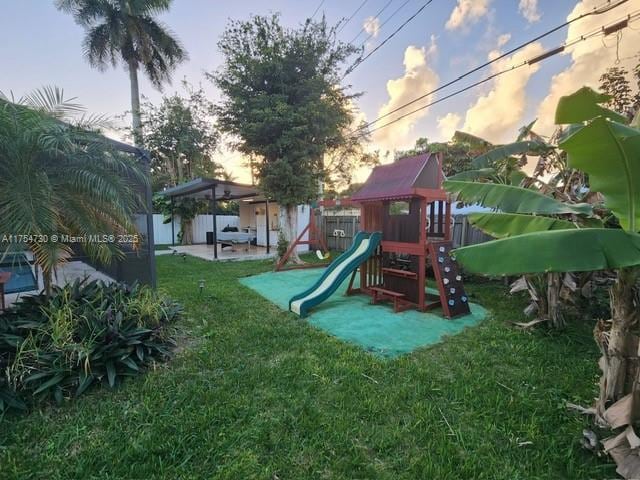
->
[[447, 168, 496, 181], [472, 141, 549, 168], [444, 180, 592, 215], [555, 86, 627, 124], [560, 117, 640, 232], [453, 228, 640, 275], [468, 213, 577, 238]]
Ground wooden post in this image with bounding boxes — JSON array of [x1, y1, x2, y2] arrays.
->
[[211, 186, 218, 259], [418, 198, 427, 311], [444, 200, 452, 241], [170, 196, 175, 246], [265, 199, 270, 254], [360, 204, 368, 291]]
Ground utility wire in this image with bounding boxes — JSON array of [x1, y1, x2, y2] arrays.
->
[[337, 0, 371, 34], [311, 0, 325, 20], [348, 0, 395, 44], [356, 11, 639, 138], [346, 0, 436, 75], [349, 0, 630, 132]]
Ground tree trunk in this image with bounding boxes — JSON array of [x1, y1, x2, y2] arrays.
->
[[128, 61, 143, 147], [42, 268, 53, 297], [181, 218, 194, 245], [596, 267, 640, 423], [547, 272, 565, 329], [279, 204, 302, 264]]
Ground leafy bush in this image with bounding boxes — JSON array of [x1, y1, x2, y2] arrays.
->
[[0, 280, 181, 413], [277, 231, 289, 259]]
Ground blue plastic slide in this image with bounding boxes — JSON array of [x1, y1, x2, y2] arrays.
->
[[289, 231, 382, 317]]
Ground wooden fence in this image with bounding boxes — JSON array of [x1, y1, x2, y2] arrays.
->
[[319, 215, 361, 251], [320, 214, 491, 251]]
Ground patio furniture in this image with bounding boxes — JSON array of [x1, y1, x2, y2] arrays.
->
[[217, 231, 256, 251], [0, 272, 11, 311]]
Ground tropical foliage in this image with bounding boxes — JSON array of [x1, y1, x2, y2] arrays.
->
[[0, 279, 181, 413], [445, 87, 640, 474], [394, 135, 485, 177], [143, 82, 223, 191], [0, 88, 145, 293], [57, 0, 188, 145]]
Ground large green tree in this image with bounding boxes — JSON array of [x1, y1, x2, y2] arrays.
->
[[56, 0, 188, 146], [211, 14, 358, 263], [143, 82, 222, 191], [0, 87, 145, 293]]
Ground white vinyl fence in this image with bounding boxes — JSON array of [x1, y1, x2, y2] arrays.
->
[[153, 214, 239, 245]]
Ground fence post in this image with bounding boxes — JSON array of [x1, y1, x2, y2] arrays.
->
[[461, 216, 468, 247]]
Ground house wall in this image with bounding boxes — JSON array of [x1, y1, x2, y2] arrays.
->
[[152, 214, 239, 245]]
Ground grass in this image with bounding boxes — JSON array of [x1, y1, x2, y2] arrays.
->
[[154, 243, 172, 251], [0, 254, 614, 479]]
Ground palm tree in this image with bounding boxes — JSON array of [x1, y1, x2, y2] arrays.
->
[[0, 87, 146, 294], [56, 0, 188, 146]]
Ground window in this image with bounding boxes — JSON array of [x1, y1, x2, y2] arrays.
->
[[389, 201, 410, 215]]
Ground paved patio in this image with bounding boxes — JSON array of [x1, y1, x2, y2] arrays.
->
[[158, 244, 276, 262]]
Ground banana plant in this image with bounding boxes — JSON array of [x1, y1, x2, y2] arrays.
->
[[445, 87, 640, 437], [447, 121, 598, 327]]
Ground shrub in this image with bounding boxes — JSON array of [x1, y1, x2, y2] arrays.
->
[[0, 280, 181, 412], [277, 231, 289, 259]]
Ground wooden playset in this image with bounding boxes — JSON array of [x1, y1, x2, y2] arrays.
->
[[275, 206, 330, 271], [347, 153, 470, 318]]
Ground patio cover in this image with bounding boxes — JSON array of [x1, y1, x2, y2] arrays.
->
[[159, 178, 263, 201], [159, 177, 270, 258]]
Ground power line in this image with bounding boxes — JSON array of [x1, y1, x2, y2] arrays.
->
[[348, 0, 395, 44], [311, 0, 325, 20], [356, 11, 639, 138], [350, 0, 630, 133], [337, 0, 371, 34], [346, 0, 436, 75]]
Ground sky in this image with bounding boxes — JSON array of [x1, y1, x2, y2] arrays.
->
[[1, 0, 639, 184]]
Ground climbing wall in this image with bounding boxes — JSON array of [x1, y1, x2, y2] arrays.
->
[[427, 241, 471, 318]]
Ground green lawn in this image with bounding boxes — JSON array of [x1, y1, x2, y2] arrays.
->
[[0, 255, 614, 479]]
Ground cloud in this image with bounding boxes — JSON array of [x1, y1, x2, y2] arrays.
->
[[446, 0, 491, 30], [437, 113, 462, 140], [373, 45, 439, 151], [461, 42, 545, 143], [363, 16, 380, 38], [535, 0, 639, 134], [497, 33, 511, 48], [519, 0, 541, 23]]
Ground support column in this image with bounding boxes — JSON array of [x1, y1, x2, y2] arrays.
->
[[265, 199, 270, 254], [211, 187, 218, 259], [170, 196, 175, 247], [444, 199, 452, 242], [418, 198, 427, 311]]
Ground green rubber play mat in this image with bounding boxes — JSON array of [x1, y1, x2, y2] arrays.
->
[[240, 268, 487, 358]]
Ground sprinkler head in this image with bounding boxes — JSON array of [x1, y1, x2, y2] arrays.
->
[[198, 279, 205, 294]]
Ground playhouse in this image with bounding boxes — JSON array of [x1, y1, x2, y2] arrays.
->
[[287, 153, 470, 319], [349, 152, 470, 318]]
